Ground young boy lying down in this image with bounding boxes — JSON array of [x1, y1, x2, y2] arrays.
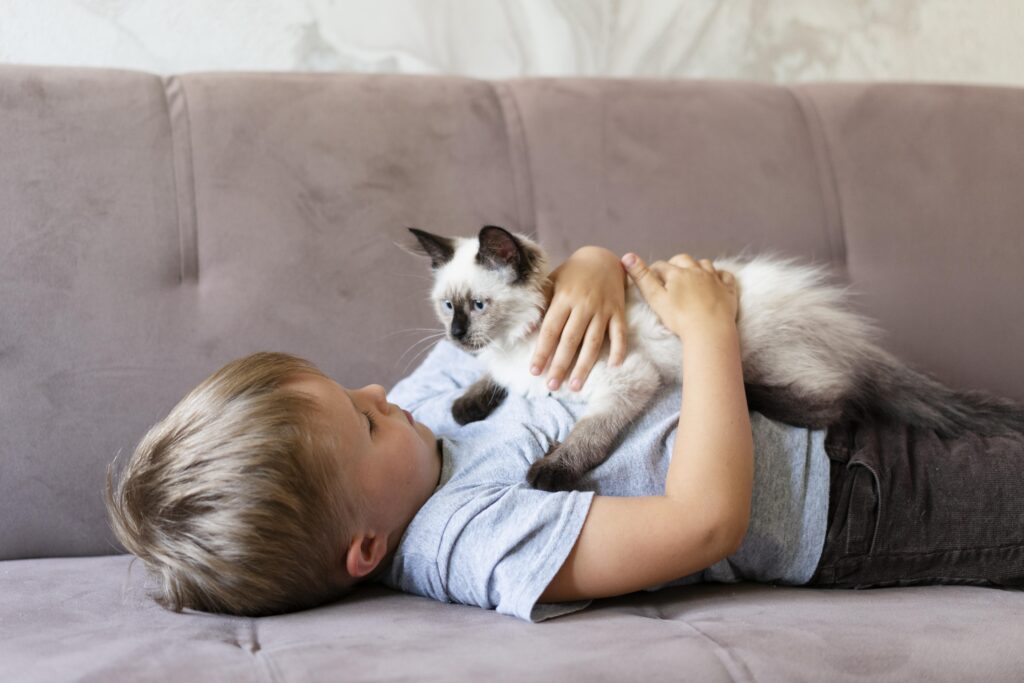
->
[[103, 246, 812, 621]]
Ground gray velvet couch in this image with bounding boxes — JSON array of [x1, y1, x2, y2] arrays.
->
[[2, 64, 1023, 681]]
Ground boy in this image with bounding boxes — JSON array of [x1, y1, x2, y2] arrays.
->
[[106, 248, 1024, 621]]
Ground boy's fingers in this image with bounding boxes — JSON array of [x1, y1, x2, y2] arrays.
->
[[567, 316, 607, 391], [668, 253, 698, 269], [530, 301, 571, 375], [545, 309, 586, 390], [621, 253, 664, 302], [608, 313, 628, 367], [718, 270, 736, 290]]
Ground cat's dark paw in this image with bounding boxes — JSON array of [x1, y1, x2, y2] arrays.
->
[[526, 443, 581, 492], [451, 393, 495, 425]]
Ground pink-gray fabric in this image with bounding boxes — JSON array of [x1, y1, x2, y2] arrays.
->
[[4, 554, 1023, 682], [2, 65, 1022, 680]]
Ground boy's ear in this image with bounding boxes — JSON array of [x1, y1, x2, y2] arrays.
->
[[345, 532, 389, 578], [408, 227, 455, 270]]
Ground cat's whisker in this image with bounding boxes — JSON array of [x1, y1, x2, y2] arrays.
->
[[396, 331, 446, 359], [396, 344, 443, 374], [378, 327, 445, 341], [395, 332, 446, 368], [391, 237, 428, 261], [402, 337, 445, 374]]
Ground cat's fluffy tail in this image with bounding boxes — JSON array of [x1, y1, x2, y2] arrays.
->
[[723, 250, 1024, 439], [845, 346, 1024, 438]]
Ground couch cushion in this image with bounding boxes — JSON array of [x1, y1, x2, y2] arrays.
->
[[504, 78, 844, 266], [3, 555, 1023, 682], [793, 83, 1024, 402], [0, 66, 182, 560]]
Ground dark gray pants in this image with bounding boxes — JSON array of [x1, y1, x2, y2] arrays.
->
[[807, 419, 1024, 589]]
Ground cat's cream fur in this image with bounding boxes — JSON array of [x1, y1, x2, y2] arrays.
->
[[409, 226, 1024, 491]]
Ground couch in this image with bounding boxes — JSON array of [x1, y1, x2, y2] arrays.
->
[[2, 64, 1023, 682]]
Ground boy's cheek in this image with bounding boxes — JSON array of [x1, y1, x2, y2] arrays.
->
[[415, 420, 435, 444]]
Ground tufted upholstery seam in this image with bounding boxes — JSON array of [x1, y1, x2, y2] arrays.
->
[[162, 75, 199, 283], [676, 618, 754, 683], [222, 618, 281, 682], [492, 81, 539, 242], [785, 85, 849, 276], [248, 619, 284, 683]]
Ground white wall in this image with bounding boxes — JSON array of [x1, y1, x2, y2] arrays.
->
[[2, 0, 1023, 84]]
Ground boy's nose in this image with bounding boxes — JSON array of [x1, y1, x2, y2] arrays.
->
[[361, 384, 389, 409]]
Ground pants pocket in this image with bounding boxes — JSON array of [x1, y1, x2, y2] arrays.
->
[[845, 458, 881, 556]]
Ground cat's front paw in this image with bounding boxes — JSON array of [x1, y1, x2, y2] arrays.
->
[[526, 443, 581, 492], [451, 393, 495, 425]]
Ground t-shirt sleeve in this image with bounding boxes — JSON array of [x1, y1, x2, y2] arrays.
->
[[441, 483, 596, 623]]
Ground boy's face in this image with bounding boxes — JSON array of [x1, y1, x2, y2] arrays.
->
[[285, 374, 442, 560]]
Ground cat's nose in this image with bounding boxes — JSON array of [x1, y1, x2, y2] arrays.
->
[[451, 320, 467, 339]]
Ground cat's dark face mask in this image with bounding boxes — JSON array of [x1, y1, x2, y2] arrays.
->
[[442, 293, 491, 352]]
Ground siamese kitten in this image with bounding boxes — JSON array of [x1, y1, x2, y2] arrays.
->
[[409, 225, 1024, 491]]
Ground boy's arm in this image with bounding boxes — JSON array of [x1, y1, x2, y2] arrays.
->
[[540, 257, 752, 603]]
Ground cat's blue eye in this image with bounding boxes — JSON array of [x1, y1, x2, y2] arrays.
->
[[442, 300, 453, 311], [473, 299, 486, 311]]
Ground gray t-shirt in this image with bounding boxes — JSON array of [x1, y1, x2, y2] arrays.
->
[[382, 341, 830, 622]]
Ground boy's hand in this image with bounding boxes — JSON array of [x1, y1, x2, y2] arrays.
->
[[621, 252, 738, 339], [530, 246, 628, 392]]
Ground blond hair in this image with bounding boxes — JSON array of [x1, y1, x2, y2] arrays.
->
[[105, 352, 361, 616]]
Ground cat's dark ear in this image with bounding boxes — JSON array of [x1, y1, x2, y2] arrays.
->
[[408, 228, 455, 270], [476, 225, 540, 283]]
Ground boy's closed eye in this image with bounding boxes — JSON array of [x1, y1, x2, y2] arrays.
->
[[362, 410, 376, 435]]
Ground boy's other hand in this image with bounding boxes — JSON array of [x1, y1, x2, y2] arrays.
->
[[621, 252, 738, 340], [530, 246, 628, 392]]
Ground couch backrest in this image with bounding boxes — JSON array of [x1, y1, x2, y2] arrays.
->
[[2, 66, 1022, 560]]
